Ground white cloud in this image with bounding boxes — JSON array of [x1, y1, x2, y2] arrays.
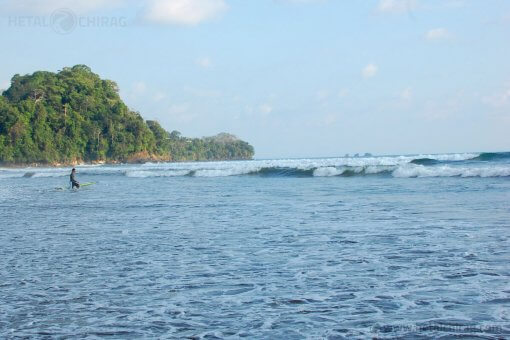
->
[[444, 0, 465, 9], [244, 105, 255, 115], [320, 113, 337, 126], [169, 103, 190, 114], [279, 0, 327, 3], [338, 88, 348, 98], [132, 81, 147, 94], [166, 103, 197, 123], [362, 63, 378, 78], [0, 0, 124, 14], [400, 87, 412, 100], [153, 91, 167, 102], [121, 81, 147, 102], [259, 104, 273, 115], [420, 91, 466, 120], [316, 89, 330, 101], [425, 28, 451, 41], [144, 0, 228, 25], [483, 87, 510, 109], [377, 0, 417, 13], [183, 86, 222, 98], [196, 57, 212, 68]]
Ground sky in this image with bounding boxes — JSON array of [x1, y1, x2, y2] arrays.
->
[[0, 0, 509, 158]]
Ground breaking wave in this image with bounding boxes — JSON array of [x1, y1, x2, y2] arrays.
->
[[410, 158, 440, 166], [125, 170, 190, 178], [1, 152, 509, 179], [392, 165, 510, 178], [471, 152, 510, 162]]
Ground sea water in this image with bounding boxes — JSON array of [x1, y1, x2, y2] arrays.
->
[[0, 152, 509, 338]]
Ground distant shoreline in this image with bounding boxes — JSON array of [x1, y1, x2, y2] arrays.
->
[[0, 158, 254, 168]]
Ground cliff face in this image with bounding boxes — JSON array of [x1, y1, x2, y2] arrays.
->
[[0, 65, 254, 165]]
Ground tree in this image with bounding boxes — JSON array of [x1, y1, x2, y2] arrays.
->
[[0, 65, 255, 164]]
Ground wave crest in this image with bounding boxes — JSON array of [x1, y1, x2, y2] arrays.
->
[[410, 158, 440, 166], [471, 152, 510, 162], [392, 165, 510, 178], [125, 170, 190, 178], [2, 152, 509, 180]]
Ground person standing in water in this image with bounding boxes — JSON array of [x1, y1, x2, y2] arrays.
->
[[70, 168, 80, 189]]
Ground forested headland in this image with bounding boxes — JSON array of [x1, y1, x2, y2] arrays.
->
[[0, 65, 254, 166]]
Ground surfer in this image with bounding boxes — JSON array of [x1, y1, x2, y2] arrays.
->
[[70, 168, 80, 189]]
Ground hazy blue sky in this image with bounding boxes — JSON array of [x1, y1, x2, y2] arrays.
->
[[1, 0, 509, 158]]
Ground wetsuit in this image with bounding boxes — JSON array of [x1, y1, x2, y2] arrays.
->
[[70, 172, 80, 189]]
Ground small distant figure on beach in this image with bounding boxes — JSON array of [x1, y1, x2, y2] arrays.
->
[[70, 168, 80, 189]]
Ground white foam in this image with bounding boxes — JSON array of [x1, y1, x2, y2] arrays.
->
[[365, 165, 396, 174], [392, 164, 510, 178], [313, 167, 344, 177], [416, 153, 479, 161], [0, 152, 504, 179], [313, 165, 395, 177], [193, 166, 261, 177], [31, 171, 68, 178], [125, 170, 190, 178], [0, 172, 24, 179], [0, 169, 69, 178]]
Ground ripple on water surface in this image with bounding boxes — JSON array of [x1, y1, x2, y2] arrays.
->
[[0, 173, 509, 338]]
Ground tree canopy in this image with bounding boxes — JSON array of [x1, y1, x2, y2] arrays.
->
[[0, 65, 254, 165]]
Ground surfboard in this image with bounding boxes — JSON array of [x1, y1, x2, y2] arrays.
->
[[55, 182, 95, 191]]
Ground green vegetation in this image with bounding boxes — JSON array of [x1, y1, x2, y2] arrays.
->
[[0, 65, 254, 165]]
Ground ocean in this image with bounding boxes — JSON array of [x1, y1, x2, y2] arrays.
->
[[1, 152, 509, 338]]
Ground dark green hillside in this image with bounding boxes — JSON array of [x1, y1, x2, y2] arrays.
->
[[0, 65, 254, 165]]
